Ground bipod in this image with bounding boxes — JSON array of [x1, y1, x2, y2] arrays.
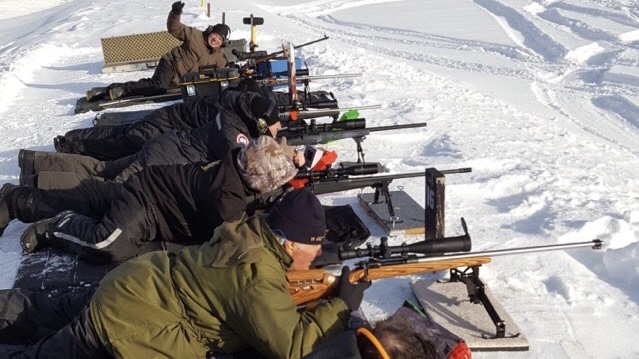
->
[[447, 265, 520, 339], [371, 181, 403, 227]]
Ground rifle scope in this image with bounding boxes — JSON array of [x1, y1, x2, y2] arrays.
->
[[339, 218, 472, 260], [296, 162, 383, 179], [285, 118, 366, 133]]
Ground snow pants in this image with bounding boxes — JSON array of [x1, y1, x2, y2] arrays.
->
[[4, 177, 121, 223], [30, 151, 136, 181], [0, 288, 111, 359], [46, 175, 164, 264], [61, 95, 218, 160]]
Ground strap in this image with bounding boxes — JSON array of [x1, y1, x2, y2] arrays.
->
[[356, 327, 390, 359]]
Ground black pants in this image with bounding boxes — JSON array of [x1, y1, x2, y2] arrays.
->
[[0, 288, 111, 358], [63, 95, 217, 161], [46, 175, 162, 264], [5, 177, 121, 223]]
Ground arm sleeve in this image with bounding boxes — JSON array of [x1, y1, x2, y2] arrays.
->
[[226, 277, 350, 359], [166, 11, 192, 41]]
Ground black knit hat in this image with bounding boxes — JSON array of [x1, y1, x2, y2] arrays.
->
[[208, 23, 230, 41], [266, 188, 326, 244]]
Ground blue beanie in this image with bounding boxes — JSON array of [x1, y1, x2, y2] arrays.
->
[[266, 188, 325, 244]]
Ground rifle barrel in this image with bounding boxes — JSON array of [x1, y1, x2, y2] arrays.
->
[[367, 122, 427, 133], [409, 239, 602, 264]]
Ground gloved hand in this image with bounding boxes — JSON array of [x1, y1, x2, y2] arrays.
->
[[171, 1, 185, 15], [336, 266, 371, 311]]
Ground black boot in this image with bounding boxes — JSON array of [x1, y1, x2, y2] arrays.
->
[[0, 183, 18, 236], [108, 85, 128, 101], [20, 211, 72, 253], [85, 87, 109, 102], [53, 135, 69, 153], [18, 149, 36, 186]]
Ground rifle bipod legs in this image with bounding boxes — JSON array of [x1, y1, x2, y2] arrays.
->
[[446, 266, 520, 339], [372, 182, 403, 226]]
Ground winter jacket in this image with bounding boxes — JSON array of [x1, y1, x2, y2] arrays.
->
[[165, 11, 227, 85], [89, 215, 350, 359]]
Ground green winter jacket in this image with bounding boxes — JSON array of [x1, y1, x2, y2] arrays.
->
[[165, 11, 227, 84], [89, 215, 350, 359]]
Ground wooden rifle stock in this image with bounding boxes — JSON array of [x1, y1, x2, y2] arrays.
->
[[287, 256, 491, 306]]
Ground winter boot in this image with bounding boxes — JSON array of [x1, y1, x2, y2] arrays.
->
[[20, 211, 72, 253], [53, 135, 68, 153], [108, 85, 129, 101], [0, 183, 18, 236], [85, 87, 109, 102], [18, 149, 36, 186]]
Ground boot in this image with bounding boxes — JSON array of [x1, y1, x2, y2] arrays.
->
[[108, 85, 128, 101], [20, 211, 72, 253], [0, 183, 18, 236], [85, 87, 109, 102], [18, 149, 36, 186], [53, 135, 68, 153]]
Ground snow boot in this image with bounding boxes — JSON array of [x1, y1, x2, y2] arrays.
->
[[20, 211, 71, 253], [53, 135, 68, 153], [18, 149, 35, 186], [85, 87, 109, 102], [109, 85, 129, 101], [0, 183, 18, 236]]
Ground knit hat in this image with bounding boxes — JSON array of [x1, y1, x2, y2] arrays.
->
[[236, 136, 298, 194], [266, 188, 326, 245], [207, 23, 230, 41], [250, 96, 280, 126]]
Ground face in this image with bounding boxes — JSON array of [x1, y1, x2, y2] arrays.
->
[[288, 241, 322, 271], [267, 121, 282, 137], [207, 33, 223, 48]]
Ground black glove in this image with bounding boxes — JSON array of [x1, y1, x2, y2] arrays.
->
[[171, 1, 185, 15], [336, 266, 371, 311]]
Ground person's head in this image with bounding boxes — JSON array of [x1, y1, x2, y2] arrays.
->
[[266, 188, 326, 270], [205, 23, 230, 49], [358, 319, 438, 359], [236, 136, 298, 194], [250, 95, 281, 137]]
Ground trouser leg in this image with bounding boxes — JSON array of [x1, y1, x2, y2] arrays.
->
[[120, 58, 174, 97], [14, 308, 111, 359], [4, 185, 88, 223], [47, 188, 159, 263], [32, 152, 107, 179], [0, 288, 94, 345]]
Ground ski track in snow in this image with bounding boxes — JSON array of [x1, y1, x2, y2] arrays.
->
[[1, 0, 639, 358]]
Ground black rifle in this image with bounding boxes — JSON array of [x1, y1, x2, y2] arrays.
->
[[279, 118, 428, 162], [248, 165, 472, 219]]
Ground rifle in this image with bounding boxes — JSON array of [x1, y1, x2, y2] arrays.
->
[[287, 219, 603, 337], [248, 165, 472, 223], [257, 73, 362, 86], [279, 118, 428, 162], [237, 35, 329, 72], [280, 104, 382, 121]]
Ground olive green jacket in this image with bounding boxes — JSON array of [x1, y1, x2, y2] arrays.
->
[[165, 11, 227, 83], [89, 215, 350, 359]]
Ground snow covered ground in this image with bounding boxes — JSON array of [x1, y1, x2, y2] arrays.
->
[[1, 0, 639, 357]]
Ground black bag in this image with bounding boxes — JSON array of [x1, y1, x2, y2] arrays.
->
[[312, 205, 370, 267]]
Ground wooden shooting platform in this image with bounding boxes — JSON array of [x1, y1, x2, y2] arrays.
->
[[357, 168, 447, 238], [412, 280, 529, 351], [100, 30, 246, 73], [358, 191, 425, 236]]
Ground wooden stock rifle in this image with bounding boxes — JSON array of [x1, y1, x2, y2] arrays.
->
[[286, 218, 603, 337]]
